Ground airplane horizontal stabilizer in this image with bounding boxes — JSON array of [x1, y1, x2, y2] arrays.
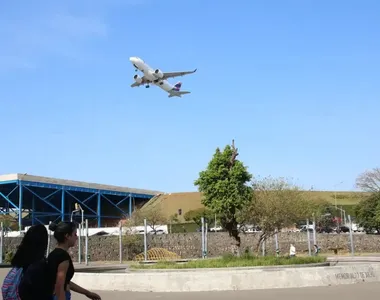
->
[[168, 91, 191, 98]]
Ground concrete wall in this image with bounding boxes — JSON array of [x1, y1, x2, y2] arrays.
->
[[72, 263, 380, 292], [3, 232, 380, 262]]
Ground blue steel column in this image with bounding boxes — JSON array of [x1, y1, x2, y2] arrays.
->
[[18, 182, 23, 231], [61, 188, 65, 221], [97, 192, 101, 227], [129, 194, 132, 217]]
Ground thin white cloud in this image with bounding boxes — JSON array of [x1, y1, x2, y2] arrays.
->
[[0, 0, 144, 71], [0, 55, 36, 70], [48, 14, 107, 39]]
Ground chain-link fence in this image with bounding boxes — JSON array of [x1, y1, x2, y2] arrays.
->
[[0, 215, 359, 265]]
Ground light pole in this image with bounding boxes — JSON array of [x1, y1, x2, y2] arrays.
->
[[71, 203, 84, 264], [334, 206, 347, 225], [333, 181, 344, 209], [71, 203, 84, 225]]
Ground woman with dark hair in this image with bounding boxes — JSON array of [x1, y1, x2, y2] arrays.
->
[[48, 221, 101, 300], [2, 224, 48, 300], [12, 224, 48, 269]]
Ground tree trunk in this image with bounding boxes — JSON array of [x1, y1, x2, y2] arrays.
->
[[223, 220, 241, 256], [231, 227, 241, 256], [256, 232, 266, 255]]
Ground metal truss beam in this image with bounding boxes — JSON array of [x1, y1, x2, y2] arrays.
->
[[0, 183, 20, 228], [20, 180, 152, 198], [23, 186, 61, 213], [0, 180, 150, 229], [100, 194, 130, 219]]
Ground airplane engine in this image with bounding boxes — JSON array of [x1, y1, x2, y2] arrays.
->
[[154, 69, 164, 78], [134, 74, 142, 83]]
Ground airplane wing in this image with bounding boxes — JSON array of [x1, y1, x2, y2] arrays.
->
[[163, 69, 197, 80], [130, 75, 148, 87], [131, 81, 143, 87]]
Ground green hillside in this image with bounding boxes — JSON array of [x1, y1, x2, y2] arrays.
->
[[141, 190, 366, 222]]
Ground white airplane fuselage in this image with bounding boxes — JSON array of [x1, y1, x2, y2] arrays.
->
[[130, 57, 177, 94]]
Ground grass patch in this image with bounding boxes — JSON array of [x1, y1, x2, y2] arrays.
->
[[170, 222, 199, 233], [131, 253, 327, 269]]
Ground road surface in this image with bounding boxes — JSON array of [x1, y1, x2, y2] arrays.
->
[[0, 268, 378, 299], [70, 283, 380, 299]]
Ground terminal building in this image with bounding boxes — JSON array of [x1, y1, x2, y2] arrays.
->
[[0, 173, 162, 230]]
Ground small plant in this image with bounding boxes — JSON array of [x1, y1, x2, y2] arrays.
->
[[132, 254, 327, 269], [4, 251, 14, 263]]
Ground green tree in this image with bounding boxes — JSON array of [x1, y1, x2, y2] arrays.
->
[[310, 198, 338, 228], [0, 215, 18, 232], [194, 140, 252, 249], [245, 176, 313, 252], [168, 213, 179, 233], [356, 167, 380, 193], [183, 208, 214, 227], [169, 213, 179, 223], [355, 193, 380, 233], [126, 208, 168, 234]]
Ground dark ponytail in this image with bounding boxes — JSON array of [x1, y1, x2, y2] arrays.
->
[[49, 221, 76, 243]]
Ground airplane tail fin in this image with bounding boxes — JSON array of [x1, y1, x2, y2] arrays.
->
[[172, 82, 182, 91], [169, 81, 191, 97]]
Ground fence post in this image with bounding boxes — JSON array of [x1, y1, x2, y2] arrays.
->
[[78, 223, 81, 264], [312, 215, 317, 254], [201, 217, 205, 258], [119, 222, 122, 264], [205, 220, 208, 258], [0, 222, 3, 264], [348, 215, 354, 256], [274, 229, 279, 257], [306, 219, 311, 256], [85, 219, 89, 266], [262, 239, 266, 256], [143, 218, 147, 261]]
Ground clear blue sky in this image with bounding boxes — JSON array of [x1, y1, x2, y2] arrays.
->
[[0, 0, 379, 193]]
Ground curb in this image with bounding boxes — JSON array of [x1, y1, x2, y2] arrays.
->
[[72, 262, 380, 292], [327, 256, 380, 261]]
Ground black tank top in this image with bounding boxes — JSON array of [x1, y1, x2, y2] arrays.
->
[[48, 248, 75, 290]]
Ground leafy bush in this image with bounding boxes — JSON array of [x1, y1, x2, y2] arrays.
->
[[4, 251, 14, 263], [133, 253, 326, 269]]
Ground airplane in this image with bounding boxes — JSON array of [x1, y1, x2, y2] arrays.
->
[[129, 56, 197, 98]]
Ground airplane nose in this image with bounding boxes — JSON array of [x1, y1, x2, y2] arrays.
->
[[130, 56, 139, 63]]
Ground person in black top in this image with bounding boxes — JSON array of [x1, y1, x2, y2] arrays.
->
[[4, 224, 50, 300], [48, 221, 101, 300], [11, 224, 48, 271]]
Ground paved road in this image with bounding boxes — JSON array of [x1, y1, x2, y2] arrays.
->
[[71, 283, 380, 300], [0, 268, 378, 299]]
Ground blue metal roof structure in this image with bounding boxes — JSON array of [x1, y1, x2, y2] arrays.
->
[[0, 173, 162, 229]]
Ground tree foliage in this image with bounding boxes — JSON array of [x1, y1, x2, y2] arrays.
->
[[0, 215, 18, 232], [183, 208, 214, 227], [316, 211, 337, 229], [126, 208, 168, 233], [194, 140, 252, 248], [355, 193, 380, 233], [244, 176, 313, 251], [169, 213, 179, 223], [356, 167, 380, 193]]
